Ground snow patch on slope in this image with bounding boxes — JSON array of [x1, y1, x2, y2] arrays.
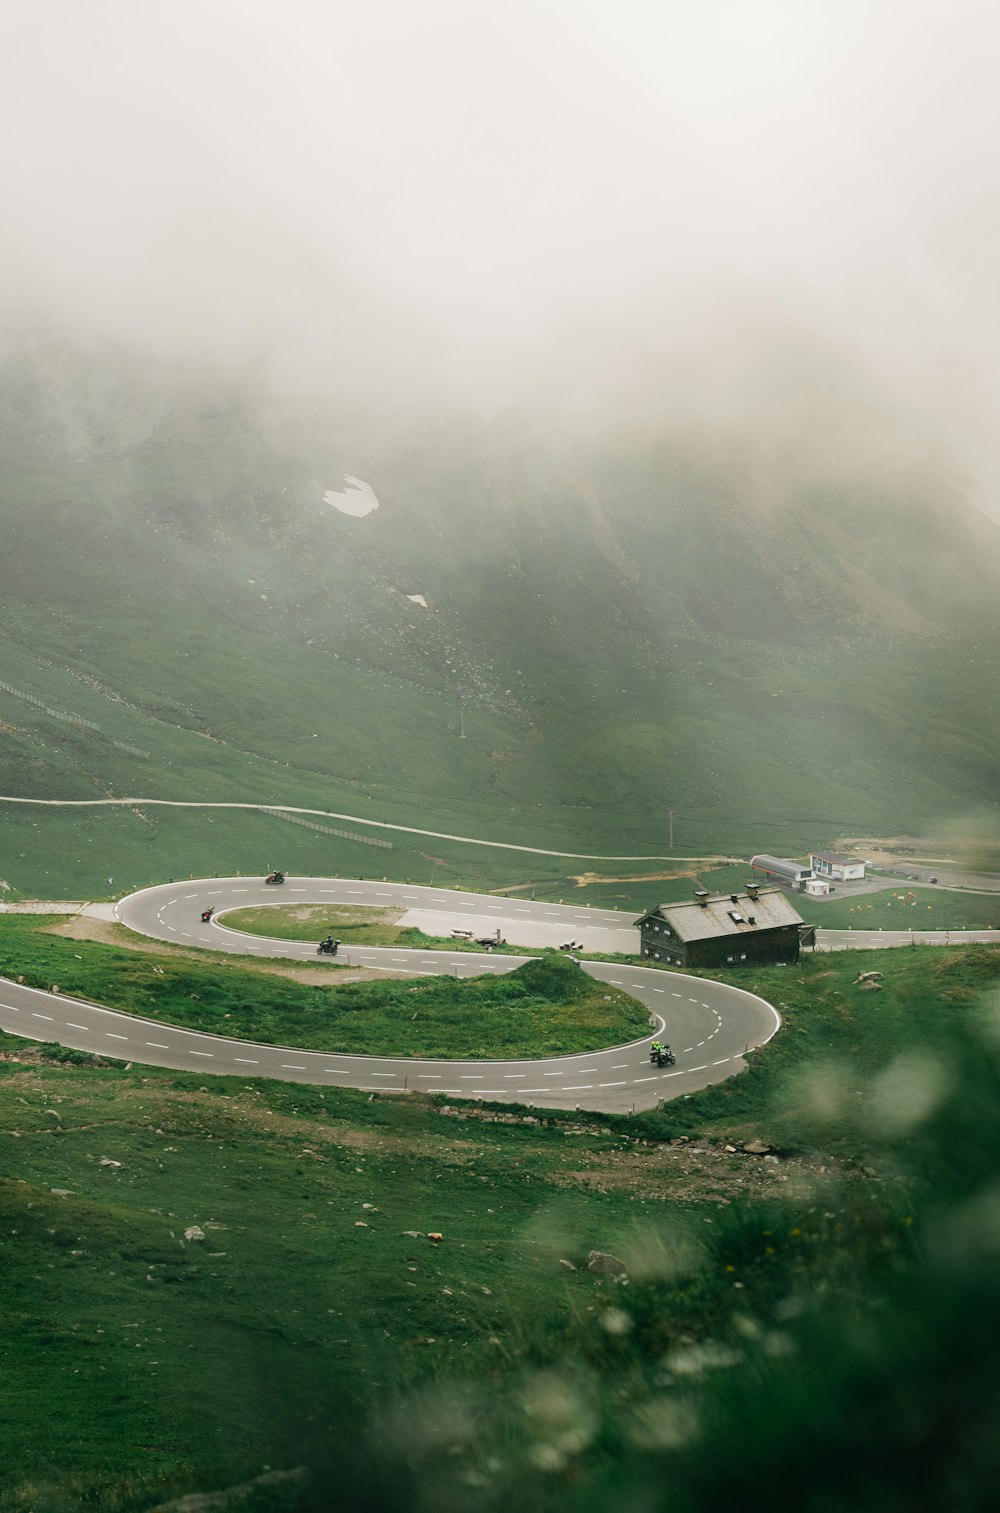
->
[[324, 477, 380, 518]]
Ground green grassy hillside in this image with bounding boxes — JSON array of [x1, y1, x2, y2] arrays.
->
[[1, 324, 999, 896], [0, 919, 649, 1057], [3, 943, 1000, 1511]]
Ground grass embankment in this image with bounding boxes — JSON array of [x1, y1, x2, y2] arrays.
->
[[0, 917, 648, 1058], [634, 943, 1000, 1149], [3, 943, 1000, 1511], [802, 884, 1000, 931]]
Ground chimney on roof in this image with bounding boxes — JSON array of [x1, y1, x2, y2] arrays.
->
[[694, 890, 710, 908], [730, 894, 739, 904], [746, 883, 759, 900]]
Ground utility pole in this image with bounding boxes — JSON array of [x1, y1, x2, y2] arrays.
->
[[667, 809, 675, 850], [457, 685, 466, 739]]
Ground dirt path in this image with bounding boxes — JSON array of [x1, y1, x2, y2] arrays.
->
[[0, 792, 738, 862], [568, 867, 703, 888]]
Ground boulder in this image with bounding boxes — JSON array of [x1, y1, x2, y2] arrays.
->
[[184, 1226, 205, 1243], [559, 1259, 577, 1271], [742, 1139, 771, 1155], [587, 1250, 626, 1277]]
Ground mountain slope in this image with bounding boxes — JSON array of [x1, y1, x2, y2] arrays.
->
[[1, 326, 998, 860]]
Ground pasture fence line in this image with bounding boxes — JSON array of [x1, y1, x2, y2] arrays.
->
[[0, 678, 148, 754], [260, 806, 393, 849]]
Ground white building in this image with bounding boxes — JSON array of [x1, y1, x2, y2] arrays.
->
[[804, 876, 832, 896], [809, 851, 866, 882]]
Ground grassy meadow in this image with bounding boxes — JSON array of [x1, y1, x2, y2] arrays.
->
[[0, 797, 749, 909], [801, 883, 1000, 931], [0, 916, 648, 1058], [2, 942, 1000, 1510]]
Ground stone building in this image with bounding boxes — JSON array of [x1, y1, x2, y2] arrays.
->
[[635, 884, 803, 969]]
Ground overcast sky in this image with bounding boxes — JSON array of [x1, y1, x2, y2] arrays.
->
[[3, 1, 1000, 480]]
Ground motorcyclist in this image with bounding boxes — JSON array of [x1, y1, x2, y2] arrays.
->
[[201, 908, 214, 922]]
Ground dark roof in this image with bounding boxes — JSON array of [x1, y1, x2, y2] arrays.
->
[[636, 888, 803, 943], [810, 851, 859, 866]]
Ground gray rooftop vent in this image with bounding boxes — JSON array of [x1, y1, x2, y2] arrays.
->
[[730, 894, 740, 904], [746, 882, 759, 900], [694, 890, 710, 907]]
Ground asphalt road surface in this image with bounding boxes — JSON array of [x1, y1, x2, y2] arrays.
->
[[1, 877, 993, 1113], [0, 877, 782, 1114]]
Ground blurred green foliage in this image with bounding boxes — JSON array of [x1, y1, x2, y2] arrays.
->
[[1, 944, 1000, 1509]]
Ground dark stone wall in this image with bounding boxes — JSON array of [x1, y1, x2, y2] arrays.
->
[[685, 926, 800, 968], [639, 921, 800, 968]]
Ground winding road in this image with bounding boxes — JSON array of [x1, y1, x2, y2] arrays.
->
[[0, 877, 994, 1112], [0, 877, 782, 1114]]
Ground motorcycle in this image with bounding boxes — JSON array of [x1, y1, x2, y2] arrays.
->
[[200, 908, 214, 923], [649, 1046, 676, 1068], [317, 939, 341, 956], [264, 871, 285, 885]]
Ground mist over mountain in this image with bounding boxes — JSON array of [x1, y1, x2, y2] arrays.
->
[[1, 319, 997, 859], [2, 2, 1000, 859]]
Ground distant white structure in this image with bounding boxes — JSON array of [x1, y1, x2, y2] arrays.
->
[[323, 476, 380, 518], [810, 851, 866, 881]]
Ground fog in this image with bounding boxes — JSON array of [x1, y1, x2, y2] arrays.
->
[[4, 0, 1000, 482]]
